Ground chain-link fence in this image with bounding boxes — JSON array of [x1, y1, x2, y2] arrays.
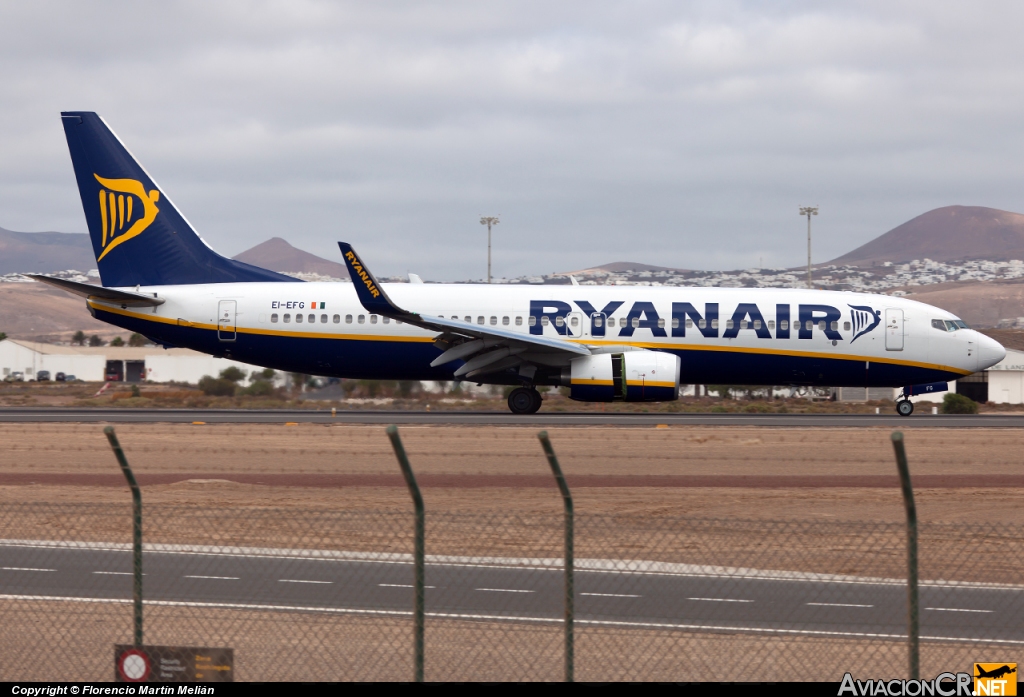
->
[[0, 500, 1020, 681]]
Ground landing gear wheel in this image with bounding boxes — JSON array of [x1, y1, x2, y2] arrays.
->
[[896, 400, 914, 417], [527, 388, 543, 414], [508, 387, 541, 415]]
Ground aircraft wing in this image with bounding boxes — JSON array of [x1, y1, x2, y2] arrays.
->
[[28, 274, 165, 307], [337, 242, 590, 379]]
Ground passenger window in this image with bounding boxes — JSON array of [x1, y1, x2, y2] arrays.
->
[[358, 315, 365, 324], [555, 316, 565, 327], [477, 316, 484, 325], [739, 320, 747, 329], [671, 318, 679, 329], [516, 317, 523, 326], [271, 313, 279, 323], [321, 314, 328, 323], [490, 316, 497, 325], [283, 314, 291, 323], [541, 316, 550, 327], [697, 319, 705, 329], [711, 319, 719, 329], [686, 319, 694, 328], [571, 316, 579, 327], [806, 320, 813, 331], [754, 320, 761, 330], [780, 320, 788, 331], [843, 321, 850, 331], [631, 317, 640, 328], [529, 316, 537, 326], [657, 318, 665, 329], [595, 317, 604, 327], [817, 321, 825, 331], [830, 321, 838, 331], [767, 320, 775, 330], [308, 314, 315, 323], [345, 315, 353, 323], [726, 319, 735, 329], [370, 315, 378, 324], [333, 314, 340, 323], [502, 316, 509, 325], [295, 314, 303, 323], [465, 316, 472, 323], [383, 317, 390, 324]]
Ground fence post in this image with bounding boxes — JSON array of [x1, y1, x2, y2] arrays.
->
[[104, 426, 143, 647], [891, 431, 919, 679], [537, 431, 574, 683], [386, 425, 424, 682]]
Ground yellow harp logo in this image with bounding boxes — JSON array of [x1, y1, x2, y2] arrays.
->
[[94, 174, 160, 261]]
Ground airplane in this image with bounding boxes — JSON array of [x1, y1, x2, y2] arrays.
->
[[33, 112, 1007, 415]]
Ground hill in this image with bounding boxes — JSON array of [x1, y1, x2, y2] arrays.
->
[[829, 206, 1024, 267], [231, 237, 346, 277], [0, 227, 95, 274], [0, 282, 125, 342]]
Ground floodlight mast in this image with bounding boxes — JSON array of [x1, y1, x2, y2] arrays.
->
[[799, 206, 818, 289], [480, 216, 499, 283]]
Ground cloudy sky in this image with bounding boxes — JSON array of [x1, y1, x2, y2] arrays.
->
[[3, 1, 1024, 280]]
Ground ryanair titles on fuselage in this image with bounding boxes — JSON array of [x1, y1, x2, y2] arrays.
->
[[528, 299, 874, 341]]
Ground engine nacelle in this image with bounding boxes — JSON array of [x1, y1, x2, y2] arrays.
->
[[564, 351, 680, 402]]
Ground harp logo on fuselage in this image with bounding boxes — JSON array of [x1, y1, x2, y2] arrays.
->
[[94, 174, 161, 261], [848, 304, 882, 344]]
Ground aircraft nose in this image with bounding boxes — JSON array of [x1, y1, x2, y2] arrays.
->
[[978, 334, 1006, 370]]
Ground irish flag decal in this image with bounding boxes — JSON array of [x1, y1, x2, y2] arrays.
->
[[312, 301, 325, 309]]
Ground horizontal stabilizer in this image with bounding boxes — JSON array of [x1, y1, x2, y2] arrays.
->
[[29, 274, 165, 307]]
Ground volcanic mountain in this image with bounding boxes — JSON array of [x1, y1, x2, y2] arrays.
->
[[231, 237, 347, 277], [0, 227, 95, 275], [828, 206, 1024, 267]]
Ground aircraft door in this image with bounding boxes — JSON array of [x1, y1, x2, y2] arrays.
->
[[589, 312, 608, 337], [885, 308, 903, 351], [218, 300, 237, 341]]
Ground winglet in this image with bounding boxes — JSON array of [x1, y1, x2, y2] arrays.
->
[[338, 242, 414, 318]]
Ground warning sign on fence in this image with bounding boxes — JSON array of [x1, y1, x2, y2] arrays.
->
[[115, 645, 234, 682]]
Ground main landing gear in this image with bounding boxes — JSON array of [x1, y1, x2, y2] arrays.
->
[[508, 387, 542, 414], [896, 398, 914, 417]]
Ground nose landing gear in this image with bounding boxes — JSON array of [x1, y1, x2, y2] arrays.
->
[[896, 396, 915, 417], [508, 387, 542, 414]]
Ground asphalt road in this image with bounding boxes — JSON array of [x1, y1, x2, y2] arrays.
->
[[1, 542, 1020, 643], [1, 407, 1024, 427]]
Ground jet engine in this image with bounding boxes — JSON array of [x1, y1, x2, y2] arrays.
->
[[562, 351, 680, 402]]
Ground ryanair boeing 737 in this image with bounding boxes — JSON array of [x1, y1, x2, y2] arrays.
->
[[35, 112, 1006, 415]]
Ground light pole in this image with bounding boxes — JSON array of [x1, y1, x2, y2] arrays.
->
[[799, 206, 818, 289], [480, 216, 499, 283]]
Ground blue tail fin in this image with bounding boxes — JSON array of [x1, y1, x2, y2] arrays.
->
[[61, 111, 299, 287]]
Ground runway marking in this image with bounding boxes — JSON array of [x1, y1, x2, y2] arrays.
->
[[477, 588, 535, 593], [184, 575, 239, 580], [93, 571, 145, 576], [806, 602, 873, 608], [380, 583, 436, 589], [688, 597, 753, 603], [926, 607, 993, 613], [1, 539, 1021, 590], [279, 579, 332, 584], [581, 592, 641, 598], [3, 593, 1020, 645], [2, 567, 55, 572]]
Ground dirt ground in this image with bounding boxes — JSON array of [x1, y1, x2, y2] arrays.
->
[[0, 422, 1021, 523]]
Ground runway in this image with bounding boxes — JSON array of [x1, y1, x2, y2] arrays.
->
[[2, 407, 1024, 427], [1, 540, 1019, 644]]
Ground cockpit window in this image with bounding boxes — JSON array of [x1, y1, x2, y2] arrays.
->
[[954, 320, 969, 329], [945, 320, 958, 331], [933, 319, 951, 331]]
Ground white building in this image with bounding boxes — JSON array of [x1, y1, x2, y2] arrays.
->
[[977, 348, 1024, 404], [0, 339, 273, 384]]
